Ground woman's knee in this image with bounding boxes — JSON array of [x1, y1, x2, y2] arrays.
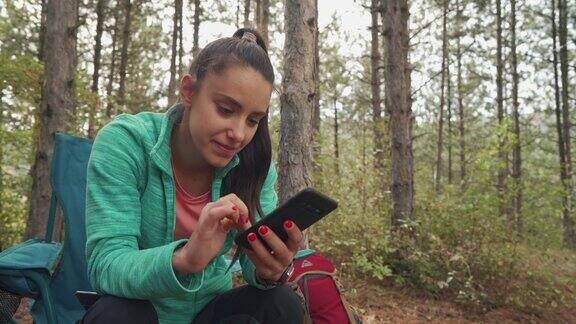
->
[[262, 285, 304, 322], [80, 295, 158, 324]]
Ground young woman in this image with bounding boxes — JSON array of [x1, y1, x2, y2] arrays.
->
[[81, 28, 305, 324]]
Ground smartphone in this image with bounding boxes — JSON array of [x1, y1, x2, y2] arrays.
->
[[75, 290, 101, 310], [234, 187, 338, 250]]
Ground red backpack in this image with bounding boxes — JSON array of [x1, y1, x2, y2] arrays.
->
[[288, 252, 361, 324]]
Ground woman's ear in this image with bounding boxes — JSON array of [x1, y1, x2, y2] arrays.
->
[[179, 74, 197, 106]]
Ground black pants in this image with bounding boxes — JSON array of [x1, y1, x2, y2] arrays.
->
[[80, 285, 304, 324]]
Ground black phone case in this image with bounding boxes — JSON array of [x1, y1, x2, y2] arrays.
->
[[234, 187, 338, 249]]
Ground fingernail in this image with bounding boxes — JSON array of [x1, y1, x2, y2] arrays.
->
[[232, 205, 238, 211], [244, 216, 249, 224], [248, 232, 257, 242], [284, 220, 294, 229], [258, 225, 268, 236]]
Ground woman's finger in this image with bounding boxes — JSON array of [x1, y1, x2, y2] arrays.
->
[[282, 219, 303, 253], [221, 193, 249, 219], [246, 231, 284, 273], [207, 202, 240, 225], [256, 225, 293, 266]]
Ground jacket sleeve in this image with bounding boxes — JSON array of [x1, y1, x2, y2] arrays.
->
[[85, 117, 205, 299], [239, 162, 279, 289]]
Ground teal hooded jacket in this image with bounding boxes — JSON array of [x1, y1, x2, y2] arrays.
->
[[85, 105, 278, 323]]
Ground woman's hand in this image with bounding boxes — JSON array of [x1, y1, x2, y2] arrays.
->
[[245, 219, 303, 283], [172, 193, 252, 275]]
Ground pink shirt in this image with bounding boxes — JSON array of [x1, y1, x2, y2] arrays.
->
[[172, 161, 211, 241]]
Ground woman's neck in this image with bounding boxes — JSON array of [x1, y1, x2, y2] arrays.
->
[[171, 121, 214, 177]]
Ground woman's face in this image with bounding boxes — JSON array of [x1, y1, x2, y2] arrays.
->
[[181, 65, 273, 169]]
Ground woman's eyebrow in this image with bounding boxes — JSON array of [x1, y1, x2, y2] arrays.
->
[[215, 93, 242, 108], [215, 92, 267, 116]]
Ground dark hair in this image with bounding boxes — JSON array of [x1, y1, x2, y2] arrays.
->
[[188, 28, 274, 222]]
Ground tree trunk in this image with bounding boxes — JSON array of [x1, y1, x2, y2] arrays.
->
[[192, 0, 201, 57], [38, 0, 48, 61], [88, 0, 106, 139], [496, 0, 508, 217], [371, 0, 385, 171], [255, 0, 261, 31], [435, 0, 448, 194], [243, 0, 250, 27], [312, 0, 321, 181], [117, 0, 132, 109], [168, 0, 182, 106], [279, 0, 316, 247], [178, 2, 184, 78], [510, 0, 522, 233], [558, 0, 575, 248], [456, 0, 465, 188], [447, 55, 453, 185], [0, 92, 4, 221], [384, 0, 413, 227], [333, 98, 340, 177], [260, 0, 270, 47], [105, 4, 120, 118], [26, 0, 78, 240]]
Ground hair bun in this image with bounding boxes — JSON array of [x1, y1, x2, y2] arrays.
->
[[241, 31, 257, 43]]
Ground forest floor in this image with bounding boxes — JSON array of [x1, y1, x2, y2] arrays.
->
[[13, 282, 576, 324], [12, 249, 576, 324], [341, 277, 576, 323]]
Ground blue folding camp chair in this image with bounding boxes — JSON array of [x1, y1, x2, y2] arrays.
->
[[0, 133, 93, 324]]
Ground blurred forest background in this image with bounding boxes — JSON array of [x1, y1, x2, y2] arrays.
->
[[1, 0, 576, 321]]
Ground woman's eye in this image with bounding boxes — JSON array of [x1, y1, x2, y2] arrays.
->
[[218, 106, 233, 115], [248, 119, 260, 126]]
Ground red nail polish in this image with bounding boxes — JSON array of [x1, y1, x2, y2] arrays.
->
[[232, 206, 238, 211], [244, 216, 249, 224], [284, 220, 293, 229], [248, 232, 257, 242], [258, 225, 268, 236]]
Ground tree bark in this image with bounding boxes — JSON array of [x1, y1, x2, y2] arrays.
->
[[496, 0, 508, 217], [38, 0, 48, 61], [0, 92, 4, 220], [456, 0, 465, 188], [255, 0, 261, 31], [178, 1, 184, 78], [384, 0, 413, 227], [558, 0, 575, 248], [243, 0, 250, 27], [168, 0, 183, 106], [510, 0, 522, 233], [192, 0, 201, 57], [88, 0, 107, 139], [447, 54, 453, 185], [117, 0, 132, 109], [105, 4, 120, 118], [26, 0, 78, 240], [260, 0, 270, 47], [333, 98, 340, 177], [371, 0, 385, 171], [435, 0, 448, 194], [279, 0, 316, 246], [312, 0, 321, 178]]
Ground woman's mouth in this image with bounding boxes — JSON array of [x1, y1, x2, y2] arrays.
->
[[212, 141, 236, 157]]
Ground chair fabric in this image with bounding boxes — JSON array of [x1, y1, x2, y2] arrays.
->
[[0, 133, 93, 324]]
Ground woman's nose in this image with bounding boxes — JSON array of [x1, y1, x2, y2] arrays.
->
[[227, 121, 245, 143]]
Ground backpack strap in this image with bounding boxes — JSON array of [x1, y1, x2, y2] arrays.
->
[[288, 280, 313, 324]]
